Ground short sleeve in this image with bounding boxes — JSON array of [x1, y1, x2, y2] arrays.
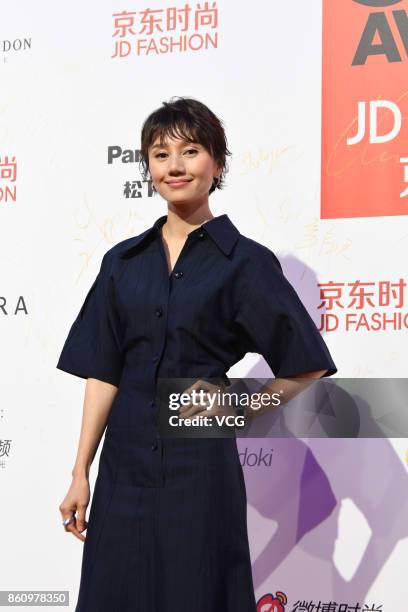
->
[[234, 250, 337, 378], [56, 252, 124, 387]]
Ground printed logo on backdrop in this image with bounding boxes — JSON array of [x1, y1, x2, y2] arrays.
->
[[255, 592, 383, 611], [0, 156, 17, 203], [0, 439, 11, 470], [240, 447, 274, 467], [1, 37, 31, 62], [111, 3, 218, 58], [256, 591, 287, 612], [108, 146, 154, 198], [318, 277, 407, 331], [287, 601, 382, 611], [0, 296, 28, 316], [321, 0, 408, 218]]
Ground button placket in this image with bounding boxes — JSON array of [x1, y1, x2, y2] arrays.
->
[[150, 239, 172, 449], [152, 229, 203, 453]]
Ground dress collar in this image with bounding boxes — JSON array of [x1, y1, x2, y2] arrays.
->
[[119, 213, 240, 259]]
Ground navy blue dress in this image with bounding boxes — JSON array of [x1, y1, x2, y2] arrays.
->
[[57, 213, 337, 611]]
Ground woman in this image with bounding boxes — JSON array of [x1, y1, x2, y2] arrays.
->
[[57, 96, 337, 611]]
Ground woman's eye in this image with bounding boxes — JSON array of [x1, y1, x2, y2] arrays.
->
[[155, 149, 197, 159]]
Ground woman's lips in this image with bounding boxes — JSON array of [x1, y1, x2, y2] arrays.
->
[[166, 180, 192, 188]]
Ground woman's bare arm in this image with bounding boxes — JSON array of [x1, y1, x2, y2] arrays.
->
[[245, 369, 330, 419], [180, 370, 330, 422], [72, 378, 119, 478], [59, 378, 118, 541]]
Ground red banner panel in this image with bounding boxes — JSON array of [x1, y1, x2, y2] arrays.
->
[[321, 0, 408, 218]]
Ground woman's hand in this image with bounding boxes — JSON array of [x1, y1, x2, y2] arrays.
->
[[59, 476, 90, 542], [179, 378, 235, 421]]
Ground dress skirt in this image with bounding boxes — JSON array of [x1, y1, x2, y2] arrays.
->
[[74, 429, 257, 612]]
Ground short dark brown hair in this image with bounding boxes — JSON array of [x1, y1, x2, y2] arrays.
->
[[139, 96, 232, 195]]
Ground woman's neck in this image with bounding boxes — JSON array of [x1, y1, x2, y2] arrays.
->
[[162, 208, 214, 241]]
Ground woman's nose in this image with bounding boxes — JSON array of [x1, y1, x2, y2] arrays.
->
[[167, 154, 186, 173]]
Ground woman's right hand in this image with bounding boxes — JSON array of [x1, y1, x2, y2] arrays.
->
[[59, 475, 90, 542]]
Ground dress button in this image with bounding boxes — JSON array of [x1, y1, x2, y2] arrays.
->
[[174, 271, 184, 279], [151, 441, 158, 451], [155, 308, 163, 317], [197, 232, 205, 239], [152, 355, 159, 363]]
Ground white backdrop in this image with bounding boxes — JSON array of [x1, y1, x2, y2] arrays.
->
[[1, 1, 407, 610]]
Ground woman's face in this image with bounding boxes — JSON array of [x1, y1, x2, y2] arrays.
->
[[148, 134, 221, 205]]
